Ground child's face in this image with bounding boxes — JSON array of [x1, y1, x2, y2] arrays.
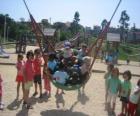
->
[[112, 69, 119, 77], [29, 55, 34, 60], [123, 74, 129, 80], [18, 57, 23, 61]]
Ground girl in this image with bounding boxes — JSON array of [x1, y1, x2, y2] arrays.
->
[[16, 54, 25, 100], [0, 74, 4, 110], [33, 49, 42, 98], [107, 67, 121, 114], [119, 70, 132, 116], [104, 64, 114, 103], [23, 50, 35, 109], [43, 53, 51, 97], [128, 79, 140, 116]]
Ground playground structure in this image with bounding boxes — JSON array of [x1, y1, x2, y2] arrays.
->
[[22, 0, 122, 91]]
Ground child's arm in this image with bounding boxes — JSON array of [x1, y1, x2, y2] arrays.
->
[[134, 88, 140, 95]]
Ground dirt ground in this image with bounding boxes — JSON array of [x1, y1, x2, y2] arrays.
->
[[0, 46, 140, 116]]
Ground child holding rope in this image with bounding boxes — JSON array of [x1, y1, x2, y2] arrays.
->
[[15, 54, 25, 100]]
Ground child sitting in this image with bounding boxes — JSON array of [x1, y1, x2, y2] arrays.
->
[[53, 62, 69, 94], [0, 74, 4, 110], [128, 79, 140, 116]]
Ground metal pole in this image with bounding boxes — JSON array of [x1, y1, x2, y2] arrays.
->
[[4, 15, 6, 43]]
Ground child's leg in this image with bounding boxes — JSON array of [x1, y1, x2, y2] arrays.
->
[[22, 83, 25, 99], [16, 82, 20, 99], [34, 82, 37, 93]]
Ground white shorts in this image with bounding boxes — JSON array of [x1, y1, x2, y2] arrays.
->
[[107, 91, 117, 103]]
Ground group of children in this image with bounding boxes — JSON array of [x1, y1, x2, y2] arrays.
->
[[104, 64, 140, 116], [13, 41, 90, 109]]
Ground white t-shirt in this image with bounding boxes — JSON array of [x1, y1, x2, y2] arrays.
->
[[129, 86, 140, 104], [53, 71, 69, 84]]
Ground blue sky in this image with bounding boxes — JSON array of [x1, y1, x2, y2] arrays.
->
[[0, 0, 140, 28]]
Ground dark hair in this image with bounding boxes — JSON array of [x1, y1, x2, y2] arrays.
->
[[123, 70, 132, 80], [26, 50, 34, 59], [34, 49, 41, 55], [17, 54, 23, 59], [108, 64, 114, 71], [137, 79, 140, 86], [58, 62, 65, 70]]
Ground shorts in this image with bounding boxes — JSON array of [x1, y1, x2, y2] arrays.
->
[[24, 81, 33, 90], [120, 96, 129, 103], [16, 75, 24, 82], [107, 91, 117, 103], [128, 101, 138, 114], [34, 75, 42, 84]]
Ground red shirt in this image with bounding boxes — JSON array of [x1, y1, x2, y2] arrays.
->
[[16, 60, 25, 76], [33, 58, 42, 75], [24, 60, 35, 82]]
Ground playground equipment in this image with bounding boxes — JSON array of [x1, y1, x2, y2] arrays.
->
[[0, 46, 9, 58], [23, 0, 122, 90]]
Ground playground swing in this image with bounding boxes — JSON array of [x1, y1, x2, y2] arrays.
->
[[23, 0, 122, 91]]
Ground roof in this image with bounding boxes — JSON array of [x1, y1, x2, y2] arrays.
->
[[43, 28, 56, 36]]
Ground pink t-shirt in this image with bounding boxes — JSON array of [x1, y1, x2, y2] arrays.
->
[[24, 60, 35, 82], [33, 58, 42, 75], [16, 60, 25, 76]]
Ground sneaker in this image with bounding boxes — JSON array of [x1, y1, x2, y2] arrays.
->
[[0, 103, 4, 110], [26, 105, 33, 109], [39, 94, 43, 99], [32, 92, 38, 97]]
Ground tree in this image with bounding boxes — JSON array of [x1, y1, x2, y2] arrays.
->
[[70, 11, 81, 35], [101, 19, 108, 30], [119, 10, 130, 43]]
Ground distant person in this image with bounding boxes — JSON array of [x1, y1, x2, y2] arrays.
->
[[119, 70, 132, 116], [15, 54, 25, 100], [107, 67, 121, 114], [33, 49, 43, 98], [126, 58, 130, 65], [128, 79, 140, 116], [23, 50, 35, 109], [0, 74, 4, 110], [104, 64, 114, 103]]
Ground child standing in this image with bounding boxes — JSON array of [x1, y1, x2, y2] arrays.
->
[[0, 74, 4, 110], [23, 50, 35, 109], [16, 54, 25, 100], [119, 70, 132, 116], [107, 67, 121, 114], [33, 49, 42, 98], [128, 79, 140, 116], [43, 53, 51, 97], [104, 64, 114, 103]]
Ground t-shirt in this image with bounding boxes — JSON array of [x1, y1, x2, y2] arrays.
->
[[129, 86, 140, 104], [34, 58, 42, 75], [107, 76, 121, 94], [24, 60, 35, 82], [104, 72, 111, 87], [77, 49, 87, 60], [120, 80, 131, 97], [53, 71, 69, 84], [16, 60, 25, 76], [63, 48, 73, 58], [48, 60, 57, 73]]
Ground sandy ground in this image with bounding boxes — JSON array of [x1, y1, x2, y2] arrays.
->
[[0, 46, 140, 116]]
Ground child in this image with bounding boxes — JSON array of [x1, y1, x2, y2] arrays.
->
[[128, 79, 140, 116], [43, 53, 51, 97], [0, 74, 4, 110], [16, 54, 25, 100], [119, 70, 132, 116], [104, 64, 114, 103], [53, 62, 69, 94], [33, 49, 42, 98], [23, 50, 35, 109], [107, 67, 121, 114]]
